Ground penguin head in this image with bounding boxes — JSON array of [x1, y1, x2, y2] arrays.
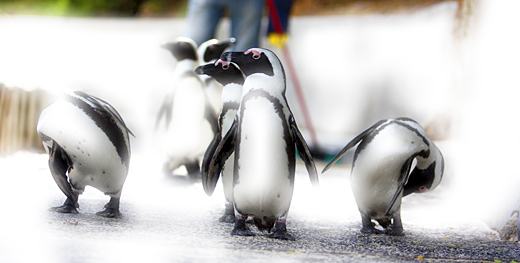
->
[[221, 48, 283, 78], [404, 143, 444, 196], [197, 38, 235, 64], [194, 59, 245, 86], [162, 37, 198, 62]]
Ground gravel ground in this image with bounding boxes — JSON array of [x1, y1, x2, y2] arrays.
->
[[0, 152, 518, 263]]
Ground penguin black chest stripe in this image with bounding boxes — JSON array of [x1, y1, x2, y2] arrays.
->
[[234, 89, 296, 185], [354, 120, 430, 164], [219, 102, 240, 128], [66, 94, 130, 168]]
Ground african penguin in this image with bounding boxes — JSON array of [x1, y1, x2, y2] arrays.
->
[[206, 48, 319, 240], [322, 118, 445, 235], [37, 91, 133, 218], [156, 37, 218, 181], [197, 38, 236, 114], [195, 59, 244, 223]]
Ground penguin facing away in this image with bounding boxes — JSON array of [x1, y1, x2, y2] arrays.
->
[[195, 59, 245, 223], [37, 91, 133, 218], [206, 48, 319, 240], [322, 118, 445, 235], [156, 37, 218, 181], [197, 38, 236, 114]]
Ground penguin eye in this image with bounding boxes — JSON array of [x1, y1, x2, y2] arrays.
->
[[222, 64, 229, 70], [245, 49, 262, 60], [252, 53, 261, 60]]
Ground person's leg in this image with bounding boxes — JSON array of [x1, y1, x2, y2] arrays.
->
[[184, 0, 225, 45], [228, 0, 265, 51]]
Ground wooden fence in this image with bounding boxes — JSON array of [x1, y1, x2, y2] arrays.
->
[[0, 85, 49, 155]]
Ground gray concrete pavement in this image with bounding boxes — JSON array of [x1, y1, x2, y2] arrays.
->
[[0, 152, 518, 262]]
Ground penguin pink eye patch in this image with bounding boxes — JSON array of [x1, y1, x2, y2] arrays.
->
[[215, 59, 230, 70], [418, 186, 428, 193], [245, 49, 262, 60]]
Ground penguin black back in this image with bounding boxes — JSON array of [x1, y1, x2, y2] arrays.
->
[[66, 91, 132, 168], [163, 40, 197, 61]]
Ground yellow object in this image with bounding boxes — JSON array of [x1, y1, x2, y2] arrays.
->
[[416, 255, 425, 262], [267, 33, 288, 48]]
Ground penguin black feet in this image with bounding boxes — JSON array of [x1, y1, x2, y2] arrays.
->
[[96, 197, 121, 218], [268, 219, 295, 241], [360, 214, 383, 235], [50, 197, 79, 214], [219, 202, 235, 223], [384, 212, 404, 236], [185, 161, 201, 181], [231, 215, 255, 237]]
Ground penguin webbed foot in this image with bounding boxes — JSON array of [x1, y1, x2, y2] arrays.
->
[[50, 197, 79, 214], [96, 197, 121, 218], [231, 216, 255, 237], [50, 204, 79, 214], [96, 208, 121, 218], [219, 202, 236, 223], [385, 226, 404, 236], [360, 214, 383, 235], [268, 219, 295, 241], [269, 229, 295, 241], [360, 226, 384, 235]]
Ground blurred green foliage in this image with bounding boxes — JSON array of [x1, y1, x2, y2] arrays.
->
[[0, 0, 188, 16]]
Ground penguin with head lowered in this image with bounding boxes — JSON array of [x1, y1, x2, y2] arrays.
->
[[322, 118, 444, 235], [195, 59, 244, 223], [197, 38, 236, 114], [205, 48, 319, 240], [156, 37, 218, 181], [37, 91, 133, 218]]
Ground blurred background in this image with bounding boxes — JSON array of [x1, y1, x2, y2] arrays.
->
[[1, 0, 520, 262]]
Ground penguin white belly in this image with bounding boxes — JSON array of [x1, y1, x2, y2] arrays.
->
[[234, 97, 292, 218], [351, 163, 402, 219], [37, 101, 127, 194], [206, 80, 223, 114], [221, 109, 238, 203], [165, 77, 212, 160]]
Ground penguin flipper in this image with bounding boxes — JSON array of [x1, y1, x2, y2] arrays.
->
[[48, 142, 76, 203], [155, 95, 173, 130], [289, 116, 319, 186], [385, 156, 414, 216], [321, 119, 387, 174], [202, 130, 221, 193], [206, 120, 237, 195]]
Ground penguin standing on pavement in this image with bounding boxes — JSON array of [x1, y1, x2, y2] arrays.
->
[[322, 118, 444, 235], [156, 37, 218, 181], [197, 38, 236, 114], [205, 48, 319, 240], [37, 91, 133, 218], [195, 59, 244, 223]]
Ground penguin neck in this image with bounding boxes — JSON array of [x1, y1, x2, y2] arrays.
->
[[222, 83, 242, 104], [175, 59, 197, 75], [243, 73, 286, 102]]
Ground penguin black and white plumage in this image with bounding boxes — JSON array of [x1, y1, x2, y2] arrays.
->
[[322, 118, 444, 235], [156, 37, 218, 180], [205, 48, 319, 240], [37, 91, 133, 218], [195, 59, 244, 223], [197, 38, 236, 114]]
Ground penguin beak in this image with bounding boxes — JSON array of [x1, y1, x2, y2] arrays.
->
[[194, 64, 214, 75], [161, 43, 173, 51], [222, 51, 246, 61]]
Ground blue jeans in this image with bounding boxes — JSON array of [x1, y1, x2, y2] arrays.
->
[[184, 0, 264, 51]]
